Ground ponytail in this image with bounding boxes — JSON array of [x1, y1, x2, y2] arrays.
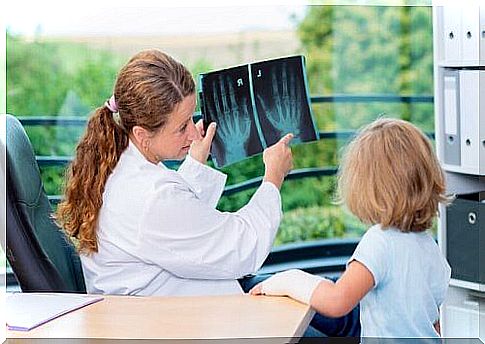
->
[[57, 49, 196, 254], [56, 106, 129, 254]]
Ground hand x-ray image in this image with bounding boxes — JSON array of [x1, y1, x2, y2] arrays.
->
[[199, 65, 263, 168], [252, 56, 318, 147], [199, 55, 318, 168]]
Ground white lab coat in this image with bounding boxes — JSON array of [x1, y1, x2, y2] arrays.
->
[[81, 141, 282, 296]]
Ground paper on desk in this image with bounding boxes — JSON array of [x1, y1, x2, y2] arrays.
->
[[6, 292, 104, 331]]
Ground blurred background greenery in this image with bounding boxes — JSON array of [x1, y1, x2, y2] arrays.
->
[[6, 5, 435, 246]]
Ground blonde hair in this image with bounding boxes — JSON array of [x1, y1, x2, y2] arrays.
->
[[337, 117, 450, 232], [56, 50, 195, 254]]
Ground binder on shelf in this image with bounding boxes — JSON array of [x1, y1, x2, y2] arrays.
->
[[442, 6, 462, 63], [461, 7, 480, 62], [443, 69, 461, 166], [459, 70, 483, 175], [440, 69, 484, 176]]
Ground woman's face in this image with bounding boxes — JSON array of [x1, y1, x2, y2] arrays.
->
[[150, 94, 200, 161]]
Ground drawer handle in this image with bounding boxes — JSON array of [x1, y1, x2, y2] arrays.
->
[[468, 212, 477, 225]]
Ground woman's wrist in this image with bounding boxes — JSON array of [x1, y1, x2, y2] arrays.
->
[[188, 151, 207, 165], [263, 171, 284, 189]]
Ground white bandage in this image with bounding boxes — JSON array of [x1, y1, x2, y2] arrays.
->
[[260, 269, 323, 305]]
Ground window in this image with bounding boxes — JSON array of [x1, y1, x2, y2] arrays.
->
[[6, 5, 434, 249]]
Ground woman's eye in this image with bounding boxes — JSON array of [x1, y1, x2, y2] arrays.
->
[[179, 124, 188, 132]]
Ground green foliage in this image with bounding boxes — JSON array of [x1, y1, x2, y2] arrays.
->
[[276, 205, 366, 246], [297, 6, 434, 130], [7, 35, 67, 115]]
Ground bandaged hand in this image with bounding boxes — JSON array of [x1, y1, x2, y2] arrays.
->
[[249, 269, 323, 305]]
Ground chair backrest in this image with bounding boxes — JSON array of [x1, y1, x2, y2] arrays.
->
[[5, 114, 86, 292]]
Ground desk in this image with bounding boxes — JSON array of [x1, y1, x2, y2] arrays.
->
[[7, 294, 314, 340]]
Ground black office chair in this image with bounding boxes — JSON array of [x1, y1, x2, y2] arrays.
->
[[5, 114, 86, 292]]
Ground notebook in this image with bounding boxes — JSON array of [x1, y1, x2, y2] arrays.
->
[[7, 292, 104, 331]]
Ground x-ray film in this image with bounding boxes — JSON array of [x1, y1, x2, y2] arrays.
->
[[199, 55, 318, 168]]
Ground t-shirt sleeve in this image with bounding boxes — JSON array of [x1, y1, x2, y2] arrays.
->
[[348, 226, 390, 287], [435, 255, 452, 307]]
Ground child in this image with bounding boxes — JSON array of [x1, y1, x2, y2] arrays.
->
[[250, 118, 451, 338]]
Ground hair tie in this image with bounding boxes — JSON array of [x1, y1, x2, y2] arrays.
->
[[105, 95, 118, 113], [105, 95, 123, 127], [112, 112, 123, 127]]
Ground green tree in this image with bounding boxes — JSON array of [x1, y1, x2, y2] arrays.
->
[[296, 6, 434, 130]]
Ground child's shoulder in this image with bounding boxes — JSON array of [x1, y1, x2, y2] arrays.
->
[[360, 225, 409, 248], [364, 224, 395, 238], [358, 224, 393, 249], [366, 224, 430, 238]]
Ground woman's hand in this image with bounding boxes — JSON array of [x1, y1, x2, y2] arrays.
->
[[263, 133, 294, 189], [189, 120, 217, 164]]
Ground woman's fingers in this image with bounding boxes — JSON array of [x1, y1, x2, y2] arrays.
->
[[195, 119, 205, 137], [203, 122, 217, 145], [189, 122, 216, 164], [279, 133, 294, 146]]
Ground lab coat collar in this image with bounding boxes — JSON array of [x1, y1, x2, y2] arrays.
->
[[125, 140, 170, 171], [124, 139, 201, 193], [124, 140, 204, 197]]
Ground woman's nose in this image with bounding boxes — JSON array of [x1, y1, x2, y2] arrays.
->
[[188, 120, 202, 141]]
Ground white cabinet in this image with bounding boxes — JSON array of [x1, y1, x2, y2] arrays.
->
[[434, 5, 485, 341], [442, 287, 481, 338]]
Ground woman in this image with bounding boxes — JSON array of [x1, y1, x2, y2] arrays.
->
[[56, 49, 293, 297]]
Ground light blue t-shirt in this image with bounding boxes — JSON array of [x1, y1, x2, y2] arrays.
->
[[350, 225, 451, 338]]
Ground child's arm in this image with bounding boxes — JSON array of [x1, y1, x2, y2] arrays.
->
[[310, 260, 374, 317], [249, 260, 374, 318], [249, 269, 323, 305]]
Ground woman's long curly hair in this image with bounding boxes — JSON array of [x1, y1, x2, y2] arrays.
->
[[55, 49, 195, 254]]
